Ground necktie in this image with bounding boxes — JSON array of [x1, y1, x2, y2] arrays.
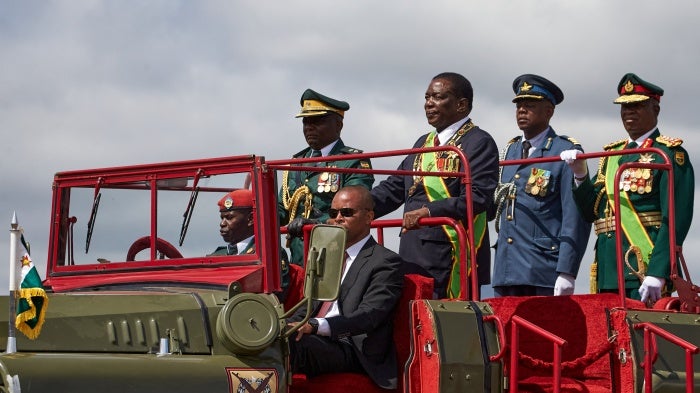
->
[[227, 244, 238, 255], [434, 134, 441, 146], [521, 140, 532, 159], [311, 150, 322, 157], [626, 141, 638, 149], [316, 252, 350, 318]]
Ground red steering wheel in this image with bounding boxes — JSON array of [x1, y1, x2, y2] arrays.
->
[[126, 236, 183, 261]]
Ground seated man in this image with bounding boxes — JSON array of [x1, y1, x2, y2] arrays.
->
[[210, 189, 291, 302], [210, 190, 255, 256], [286, 185, 403, 390]]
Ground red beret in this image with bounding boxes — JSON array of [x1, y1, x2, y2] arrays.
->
[[217, 189, 253, 212]]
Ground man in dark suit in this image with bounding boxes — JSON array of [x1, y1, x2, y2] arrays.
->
[[287, 186, 403, 389], [371, 72, 499, 299]]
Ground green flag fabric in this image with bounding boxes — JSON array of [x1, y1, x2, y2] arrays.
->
[[16, 254, 48, 340]]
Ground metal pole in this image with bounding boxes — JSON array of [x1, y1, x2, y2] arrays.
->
[[7, 212, 20, 354]]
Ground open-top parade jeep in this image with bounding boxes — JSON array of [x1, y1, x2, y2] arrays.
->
[[0, 147, 698, 393]]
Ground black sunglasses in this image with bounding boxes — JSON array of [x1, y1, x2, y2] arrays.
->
[[328, 208, 368, 218]]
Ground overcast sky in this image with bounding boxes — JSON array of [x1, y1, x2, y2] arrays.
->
[[1, 1, 698, 295]]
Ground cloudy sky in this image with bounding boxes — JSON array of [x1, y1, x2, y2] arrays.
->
[[1, 1, 698, 295]]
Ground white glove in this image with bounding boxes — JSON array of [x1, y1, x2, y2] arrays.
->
[[559, 149, 587, 179], [559, 149, 579, 164], [553, 273, 576, 296], [639, 276, 666, 303]]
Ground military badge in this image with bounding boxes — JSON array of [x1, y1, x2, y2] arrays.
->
[[620, 165, 654, 194], [524, 168, 551, 197], [317, 172, 329, 193], [316, 168, 340, 193], [436, 152, 460, 174], [676, 151, 685, 166], [227, 368, 277, 393]]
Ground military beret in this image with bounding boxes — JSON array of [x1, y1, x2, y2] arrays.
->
[[295, 88, 350, 118], [614, 73, 664, 104], [218, 189, 253, 212], [512, 74, 564, 105]]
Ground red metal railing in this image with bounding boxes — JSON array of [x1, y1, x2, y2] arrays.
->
[[509, 315, 567, 393], [633, 322, 699, 393], [500, 147, 676, 308], [268, 146, 480, 300]]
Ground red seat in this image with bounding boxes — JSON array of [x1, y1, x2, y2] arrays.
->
[[290, 273, 434, 393]]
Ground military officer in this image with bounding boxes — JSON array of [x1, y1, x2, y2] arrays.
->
[[561, 73, 694, 303], [213, 189, 292, 302], [210, 190, 255, 256], [492, 74, 591, 297], [280, 89, 373, 265]]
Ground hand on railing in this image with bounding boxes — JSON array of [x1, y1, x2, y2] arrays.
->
[[560, 149, 587, 179], [639, 276, 665, 304], [287, 217, 320, 238]]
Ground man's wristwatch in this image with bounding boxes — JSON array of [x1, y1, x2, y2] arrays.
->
[[307, 319, 319, 335]]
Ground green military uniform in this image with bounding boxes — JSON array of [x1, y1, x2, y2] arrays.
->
[[572, 74, 695, 298], [209, 240, 256, 256], [279, 88, 373, 265], [279, 140, 373, 264]]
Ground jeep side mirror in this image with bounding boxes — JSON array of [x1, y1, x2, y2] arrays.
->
[[281, 225, 346, 335], [304, 224, 346, 302]]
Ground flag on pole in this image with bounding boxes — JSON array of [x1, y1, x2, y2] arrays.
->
[[15, 253, 48, 340]]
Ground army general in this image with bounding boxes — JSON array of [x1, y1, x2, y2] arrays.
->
[[279, 89, 373, 265], [562, 73, 694, 304]]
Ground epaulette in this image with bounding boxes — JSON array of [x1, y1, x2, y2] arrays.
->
[[507, 136, 520, 144], [603, 139, 627, 150], [656, 135, 684, 147], [340, 145, 364, 154], [559, 135, 582, 147]]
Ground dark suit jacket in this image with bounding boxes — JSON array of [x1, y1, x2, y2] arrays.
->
[[289, 237, 403, 389], [371, 122, 499, 296]]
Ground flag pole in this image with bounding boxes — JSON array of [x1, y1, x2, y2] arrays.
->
[[7, 212, 20, 353]]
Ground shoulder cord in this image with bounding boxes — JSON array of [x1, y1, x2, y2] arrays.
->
[[493, 141, 516, 233], [592, 156, 609, 217], [281, 170, 313, 224]]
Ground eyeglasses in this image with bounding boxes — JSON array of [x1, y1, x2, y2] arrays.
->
[[328, 208, 368, 218]]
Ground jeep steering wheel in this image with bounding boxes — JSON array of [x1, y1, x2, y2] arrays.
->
[[126, 236, 183, 261]]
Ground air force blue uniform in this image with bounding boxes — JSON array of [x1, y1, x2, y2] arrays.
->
[[493, 129, 591, 289]]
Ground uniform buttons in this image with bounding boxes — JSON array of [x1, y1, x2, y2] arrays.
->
[[514, 174, 520, 179], [551, 246, 556, 250], [507, 238, 513, 244], [507, 215, 512, 221]]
